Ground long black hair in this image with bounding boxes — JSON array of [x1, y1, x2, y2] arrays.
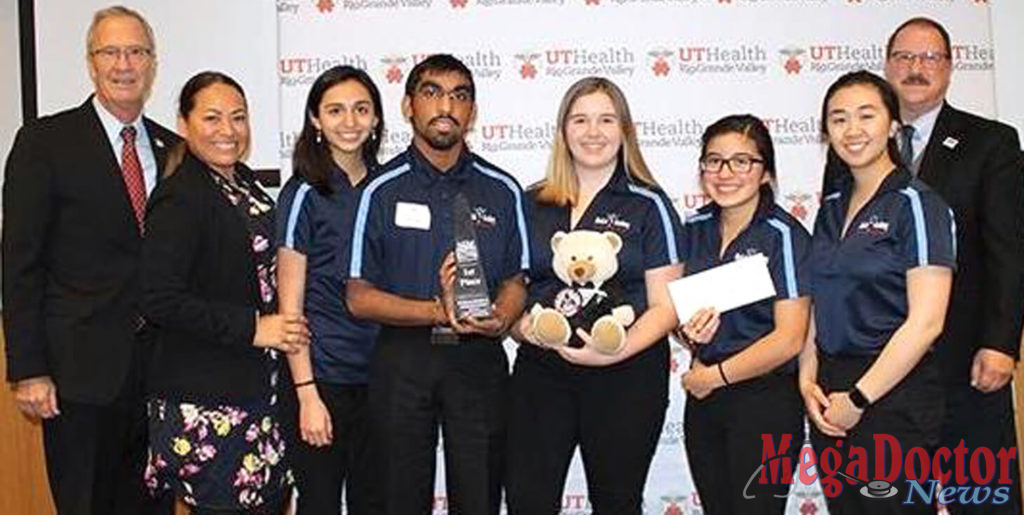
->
[[164, 71, 247, 177], [820, 70, 902, 171], [699, 114, 777, 201], [292, 65, 384, 194]]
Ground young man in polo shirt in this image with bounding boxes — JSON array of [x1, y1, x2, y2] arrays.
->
[[347, 54, 528, 515]]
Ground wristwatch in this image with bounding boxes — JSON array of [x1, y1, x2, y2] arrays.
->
[[849, 385, 871, 410]]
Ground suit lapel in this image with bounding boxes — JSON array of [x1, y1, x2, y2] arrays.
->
[[78, 98, 143, 239], [77, 99, 123, 180], [917, 103, 959, 194], [144, 117, 172, 182]]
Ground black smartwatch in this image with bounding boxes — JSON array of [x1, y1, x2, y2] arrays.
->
[[849, 385, 871, 410]]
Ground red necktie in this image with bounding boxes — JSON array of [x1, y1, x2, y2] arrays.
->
[[120, 126, 147, 233]]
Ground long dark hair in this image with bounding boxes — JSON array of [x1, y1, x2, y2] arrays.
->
[[699, 114, 777, 201], [819, 70, 902, 171], [164, 71, 247, 177], [292, 66, 384, 194]]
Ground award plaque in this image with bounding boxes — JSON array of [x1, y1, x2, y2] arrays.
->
[[453, 192, 492, 319]]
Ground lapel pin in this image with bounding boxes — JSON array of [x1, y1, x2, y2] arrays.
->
[[154, 137, 165, 149], [943, 136, 958, 149]]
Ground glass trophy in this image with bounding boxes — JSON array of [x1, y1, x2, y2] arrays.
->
[[453, 192, 492, 319]]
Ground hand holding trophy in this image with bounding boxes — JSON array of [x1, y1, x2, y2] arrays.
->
[[436, 193, 504, 341]]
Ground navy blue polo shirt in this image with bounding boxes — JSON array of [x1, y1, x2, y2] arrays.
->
[[276, 166, 380, 384], [348, 146, 528, 304], [524, 162, 684, 352], [811, 168, 956, 356], [681, 194, 811, 367]]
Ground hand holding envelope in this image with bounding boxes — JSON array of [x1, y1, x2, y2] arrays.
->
[[668, 254, 776, 335], [676, 307, 721, 348]]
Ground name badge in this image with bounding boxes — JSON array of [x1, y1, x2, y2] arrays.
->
[[395, 202, 431, 230]]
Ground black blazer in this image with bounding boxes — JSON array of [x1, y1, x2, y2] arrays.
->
[[2, 98, 180, 404], [141, 151, 273, 403], [822, 103, 1024, 380]]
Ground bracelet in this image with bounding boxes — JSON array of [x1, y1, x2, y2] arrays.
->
[[432, 296, 446, 326], [674, 328, 696, 347], [717, 362, 731, 386], [294, 379, 315, 389]]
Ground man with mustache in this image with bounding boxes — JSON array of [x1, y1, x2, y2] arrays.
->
[[3, 6, 179, 514], [347, 54, 528, 514], [823, 17, 1024, 514]]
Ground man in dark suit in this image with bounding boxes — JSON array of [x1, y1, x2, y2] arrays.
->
[[2, 6, 179, 514], [823, 17, 1024, 514]]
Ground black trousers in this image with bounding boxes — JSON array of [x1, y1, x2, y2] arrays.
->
[[42, 343, 171, 515], [281, 383, 371, 515], [942, 381, 1021, 515], [809, 353, 945, 515], [367, 327, 508, 515], [505, 342, 669, 515], [684, 372, 804, 515]]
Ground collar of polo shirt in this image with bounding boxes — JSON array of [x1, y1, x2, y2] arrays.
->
[[833, 166, 913, 203], [408, 144, 473, 183]]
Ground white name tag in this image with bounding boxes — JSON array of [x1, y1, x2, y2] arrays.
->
[[394, 202, 431, 230]]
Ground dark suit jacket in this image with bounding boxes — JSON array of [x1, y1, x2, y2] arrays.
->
[[141, 151, 272, 403], [822, 102, 1024, 383], [2, 98, 180, 404]]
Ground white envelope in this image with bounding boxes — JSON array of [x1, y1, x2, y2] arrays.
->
[[669, 253, 776, 323]]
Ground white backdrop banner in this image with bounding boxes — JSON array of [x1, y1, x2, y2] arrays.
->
[[277, 1, 996, 513]]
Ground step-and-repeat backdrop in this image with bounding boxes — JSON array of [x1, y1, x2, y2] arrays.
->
[[25, 0, 999, 513], [277, 1, 995, 514]]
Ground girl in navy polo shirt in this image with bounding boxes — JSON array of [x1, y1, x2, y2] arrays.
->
[[275, 66, 384, 515], [678, 115, 812, 514], [505, 77, 684, 515], [801, 71, 955, 515]]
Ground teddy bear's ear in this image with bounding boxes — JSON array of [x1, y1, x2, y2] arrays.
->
[[550, 231, 567, 252], [603, 231, 623, 254]]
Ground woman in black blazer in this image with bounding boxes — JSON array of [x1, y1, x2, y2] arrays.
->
[[141, 71, 309, 514]]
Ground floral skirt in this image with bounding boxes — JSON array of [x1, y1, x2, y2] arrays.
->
[[145, 398, 293, 511]]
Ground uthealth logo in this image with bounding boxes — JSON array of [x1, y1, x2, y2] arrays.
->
[[747, 434, 1017, 506]]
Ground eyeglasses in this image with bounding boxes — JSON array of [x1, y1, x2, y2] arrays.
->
[[700, 154, 764, 175], [416, 83, 474, 104], [888, 50, 949, 69], [91, 45, 153, 64]]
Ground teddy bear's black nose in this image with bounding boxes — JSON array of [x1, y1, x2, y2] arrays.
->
[[572, 264, 591, 280]]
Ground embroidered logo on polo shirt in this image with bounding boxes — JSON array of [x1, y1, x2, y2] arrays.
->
[[733, 247, 762, 261], [594, 212, 632, 232], [857, 216, 890, 236], [471, 206, 497, 228]]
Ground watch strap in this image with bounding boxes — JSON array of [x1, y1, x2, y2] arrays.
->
[[849, 386, 870, 410]]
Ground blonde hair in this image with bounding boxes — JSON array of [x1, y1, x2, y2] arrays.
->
[[535, 77, 657, 206], [86, 6, 156, 56]]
